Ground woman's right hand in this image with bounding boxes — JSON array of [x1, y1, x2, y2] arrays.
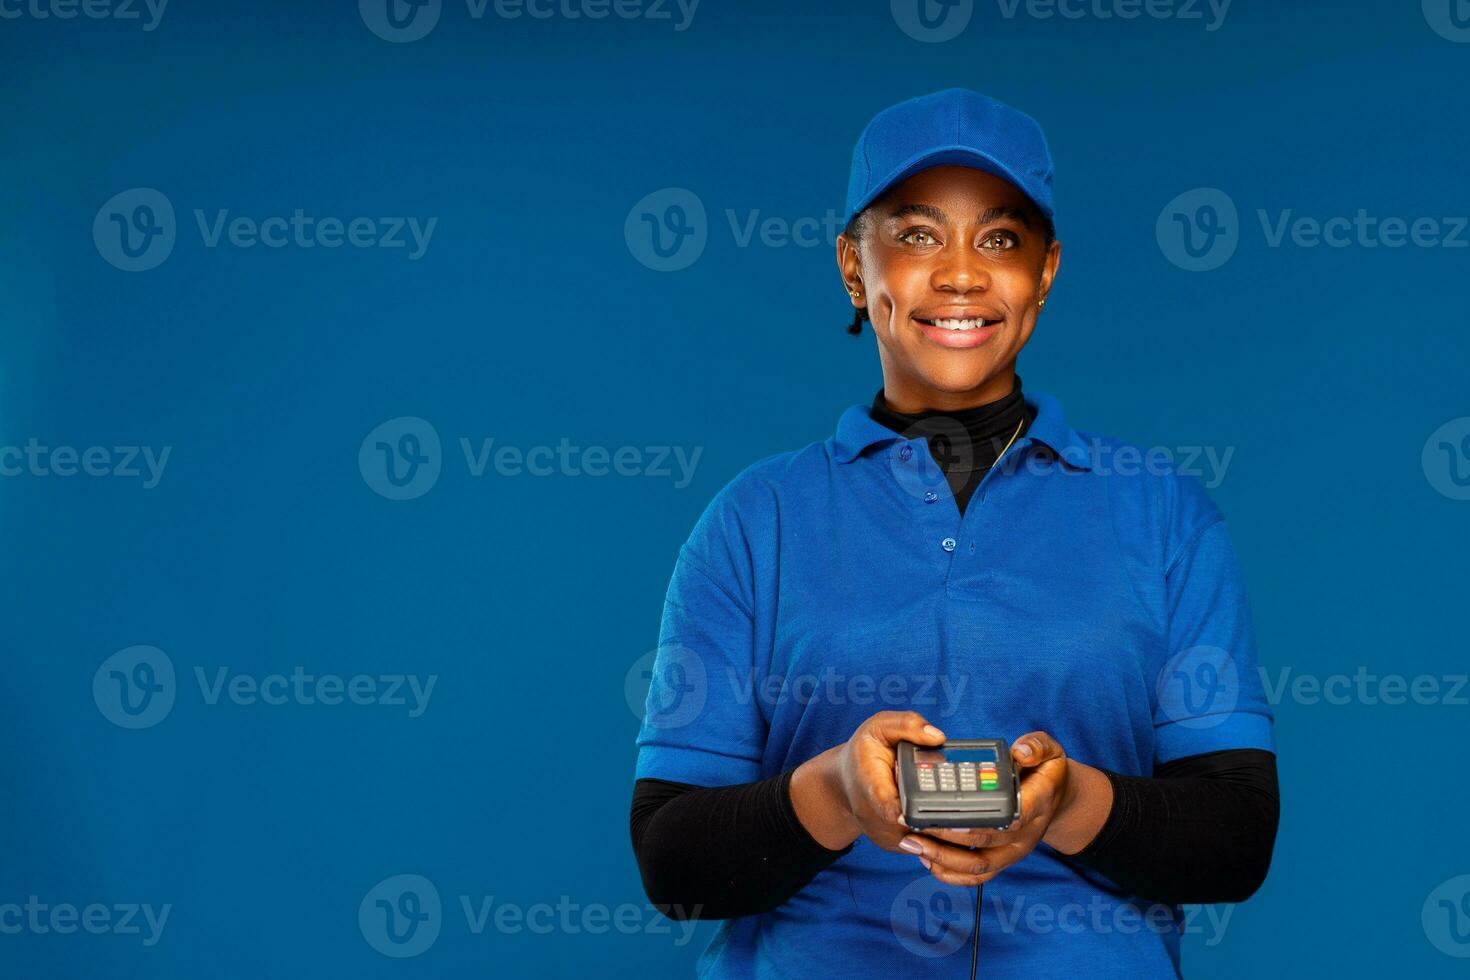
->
[[791, 711, 947, 852], [834, 711, 948, 850]]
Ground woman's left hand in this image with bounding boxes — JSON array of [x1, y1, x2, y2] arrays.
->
[[896, 730, 1083, 887]]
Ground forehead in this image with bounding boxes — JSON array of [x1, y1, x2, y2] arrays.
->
[[873, 165, 1034, 220]]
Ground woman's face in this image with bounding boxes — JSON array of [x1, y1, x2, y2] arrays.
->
[[838, 166, 1062, 411]]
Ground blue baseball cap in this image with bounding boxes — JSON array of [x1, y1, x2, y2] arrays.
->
[[844, 88, 1056, 232]]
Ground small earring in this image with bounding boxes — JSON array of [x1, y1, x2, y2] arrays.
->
[[1038, 298, 1047, 310]]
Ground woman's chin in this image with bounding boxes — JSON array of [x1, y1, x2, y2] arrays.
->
[[912, 359, 1005, 397]]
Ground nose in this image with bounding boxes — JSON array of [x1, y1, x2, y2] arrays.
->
[[930, 241, 991, 295]]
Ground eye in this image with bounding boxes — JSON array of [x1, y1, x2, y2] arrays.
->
[[979, 230, 1020, 250], [897, 228, 940, 247]]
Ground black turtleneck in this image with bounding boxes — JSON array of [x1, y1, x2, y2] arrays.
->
[[867, 376, 1031, 516]]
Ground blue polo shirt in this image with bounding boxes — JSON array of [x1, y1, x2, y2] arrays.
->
[[634, 389, 1273, 979]]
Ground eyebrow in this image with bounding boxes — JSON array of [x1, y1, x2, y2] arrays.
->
[[885, 203, 1035, 228]]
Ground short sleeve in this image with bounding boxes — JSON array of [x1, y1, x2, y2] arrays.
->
[[633, 486, 769, 787], [1152, 487, 1275, 764]]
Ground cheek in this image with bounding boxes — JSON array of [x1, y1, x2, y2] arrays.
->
[[872, 258, 930, 308]]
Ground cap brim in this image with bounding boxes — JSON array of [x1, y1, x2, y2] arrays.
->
[[850, 146, 1051, 225]]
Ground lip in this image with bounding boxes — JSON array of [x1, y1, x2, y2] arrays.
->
[[911, 309, 1004, 349]]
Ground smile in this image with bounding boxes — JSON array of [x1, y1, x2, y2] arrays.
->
[[912, 311, 1004, 349], [914, 317, 1001, 331]]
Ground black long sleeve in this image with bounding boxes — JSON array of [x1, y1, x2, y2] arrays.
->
[[630, 769, 852, 920], [1066, 748, 1280, 904], [630, 749, 1278, 918]]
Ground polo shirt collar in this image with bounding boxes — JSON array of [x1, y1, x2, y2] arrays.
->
[[832, 388, 1093, 470]]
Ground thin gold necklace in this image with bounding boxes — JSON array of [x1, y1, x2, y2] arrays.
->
[[992, 416, 1025, 466]]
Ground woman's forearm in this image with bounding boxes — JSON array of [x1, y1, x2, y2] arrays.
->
[[630, 769, 854, 920], [788, 746, 862, 851], [1044, 758, 1115, 854], [1063, 749, 1280, 905]]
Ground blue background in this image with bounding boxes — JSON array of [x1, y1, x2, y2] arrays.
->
[[3, 0, 1469, 976]]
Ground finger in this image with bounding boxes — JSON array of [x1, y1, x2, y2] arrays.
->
[[901, 835, 1009, 886], [1011, 731, 1064, 769], [900, 835, 992, 878], [921, 826, 1008, 850], [856, 713, 944, 830], [925, 861, 997, 888], [866, 711, 946, 749]]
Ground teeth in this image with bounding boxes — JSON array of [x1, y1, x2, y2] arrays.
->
[[928, 318, 990, 331]]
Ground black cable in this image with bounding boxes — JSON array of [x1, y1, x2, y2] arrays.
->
[[969, 882, 982, 980]]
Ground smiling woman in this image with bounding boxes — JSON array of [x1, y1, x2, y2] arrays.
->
[[838, 165, 1058, 407], [629, 89, 1279, 980]]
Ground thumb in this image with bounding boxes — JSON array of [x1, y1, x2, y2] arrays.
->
[[869, 711, 946, 748]]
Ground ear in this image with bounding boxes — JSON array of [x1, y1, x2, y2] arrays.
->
[[837, 233, 864, 307], [1038, 238, 1062, 305]]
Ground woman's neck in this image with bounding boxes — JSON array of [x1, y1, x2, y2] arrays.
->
[[877, 369, 1019, 414]]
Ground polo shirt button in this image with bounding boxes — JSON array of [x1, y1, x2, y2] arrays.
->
[[898, 445, 913, 462], [941, 537, 957, 552], [923, 490, 938, 502]]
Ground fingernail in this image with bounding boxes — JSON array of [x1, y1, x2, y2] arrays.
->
[[920, 857, 932, 870], [922, 724, 945, 740], [1016, 742, 1033, 759], [899, 837, 924, 854]]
